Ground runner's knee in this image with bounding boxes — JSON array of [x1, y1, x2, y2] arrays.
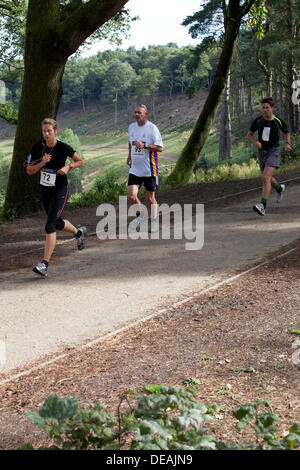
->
[[146, 193, 156, 204], [262, 173, 272, 184], [45, 221, 56, 234], [128, 193, 138, 204], [56, 218, 65, 231]]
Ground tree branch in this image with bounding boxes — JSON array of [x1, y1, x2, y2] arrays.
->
[[0, 59, 24, 71], [58, 0, 130, 56], [239, 0, 257, 19], [0, 3, 13, 12]]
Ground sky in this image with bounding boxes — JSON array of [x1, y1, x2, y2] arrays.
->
[[83, 0, 203, 56]]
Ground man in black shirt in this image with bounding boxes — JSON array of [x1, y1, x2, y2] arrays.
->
[[247, 97, 291, 216]]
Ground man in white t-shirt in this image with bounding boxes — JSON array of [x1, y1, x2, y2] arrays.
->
[[127, 104, 163, 232]]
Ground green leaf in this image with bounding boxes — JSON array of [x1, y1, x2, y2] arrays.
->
[[254, 412, 279, 438], [25, 412, 46, 428], [174, 408, 211, 431], [291, 330, 300, 335], [145, 384, 163, 394], [38, 395, 78, 424], [183, 377, 200, 386], [137, 420, 174, 440], [233, 404, 256, 429]]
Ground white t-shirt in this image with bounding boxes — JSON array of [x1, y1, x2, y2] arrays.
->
[[128, 121, 163, 177]]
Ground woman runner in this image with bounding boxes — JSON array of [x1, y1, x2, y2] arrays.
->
[[27, 118, 86, 277]]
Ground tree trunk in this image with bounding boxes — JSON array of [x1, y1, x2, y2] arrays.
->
[[219, 73, 232, 161], [166, 0, 254, 186], [5, 0, 129, 214], [5, 29, 66, 212]]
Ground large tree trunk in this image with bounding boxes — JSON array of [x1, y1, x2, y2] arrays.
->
[[166, 0, 254, 186], [5, 0, 129, 214]]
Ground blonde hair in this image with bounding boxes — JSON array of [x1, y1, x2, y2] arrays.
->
[[42, 118, 58, 131]]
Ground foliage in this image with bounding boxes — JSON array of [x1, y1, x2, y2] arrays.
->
[[59, 128, 84, 194], [0, 0, 27, 64], [0, 101, 18, 124], [68, 169, 127, 207], [246, 0, 268, 39], [23, 385, 300, 450]]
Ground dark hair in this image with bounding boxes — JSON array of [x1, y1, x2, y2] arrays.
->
[[261, 97, 275, 107]]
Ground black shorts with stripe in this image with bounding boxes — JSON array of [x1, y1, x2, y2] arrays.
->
[[40, 184, 69, 234], [128, 173, 159, 192]]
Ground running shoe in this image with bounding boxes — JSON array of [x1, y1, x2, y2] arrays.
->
[[129, 212, 148, 232], [75, 226, 87, 250], [33, 262, 48, 277], [253, 202, 265, 216], [276, 184, 285, 203], [148, 218, 159, 233]]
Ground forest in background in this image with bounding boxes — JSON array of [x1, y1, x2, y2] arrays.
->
[[0, 0, 299, 215], [2, 0, 299, 150]]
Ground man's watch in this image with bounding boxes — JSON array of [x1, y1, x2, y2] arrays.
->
[[68, 163, 73, 170]]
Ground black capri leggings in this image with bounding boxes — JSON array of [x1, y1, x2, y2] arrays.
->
[[40, 184, 69, 234]]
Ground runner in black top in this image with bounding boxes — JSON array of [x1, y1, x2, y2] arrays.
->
[[26, 118, 87, 277], [247, 97, 291, 216]]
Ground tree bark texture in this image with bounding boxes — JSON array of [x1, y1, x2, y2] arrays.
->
[[166, 0, 255, 186], [5, 0, 129, 213]]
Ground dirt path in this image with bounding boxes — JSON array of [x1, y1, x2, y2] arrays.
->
[[0, 172, 300, 376], [0, 172, 300, 448]]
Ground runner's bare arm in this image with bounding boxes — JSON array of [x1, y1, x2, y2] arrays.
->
[[135, 140, 163, 153], [57, 152, 83, 175], [247, 131, 262, 149], [284, 132, 291, 151], [127, 143, 131, 166], [26, 154, 51, 175]]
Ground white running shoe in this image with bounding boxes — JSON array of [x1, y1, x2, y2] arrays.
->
[[253, 202, 265, 216], [33, 262, 48, 277], [75, 226, 87, 250], [128, 212, 148, 232], [148, 218, 159, 233], [276, 184, 285, 203]]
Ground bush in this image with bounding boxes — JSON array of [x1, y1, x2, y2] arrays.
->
[[68, 169, 127, 208], [22, 385, 300, 450], [59, 128, 84, 194]]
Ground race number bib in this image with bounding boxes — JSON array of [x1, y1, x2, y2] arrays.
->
[[132, 142, 147, 157], [40, 168, 57, 187], [262, 127, 271, 141]]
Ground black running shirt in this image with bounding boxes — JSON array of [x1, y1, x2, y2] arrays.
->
[[249, 115, 289, 150], [29, 140, 75, 188]]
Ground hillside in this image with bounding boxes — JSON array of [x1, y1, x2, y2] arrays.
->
[[0, 91, 208, 138]]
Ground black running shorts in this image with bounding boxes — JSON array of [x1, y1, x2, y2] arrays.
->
[[128, 173, 159, 192], [40, 184, 69, 234]]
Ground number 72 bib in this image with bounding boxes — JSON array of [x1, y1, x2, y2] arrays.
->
[[40, 168, 57, 187]]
